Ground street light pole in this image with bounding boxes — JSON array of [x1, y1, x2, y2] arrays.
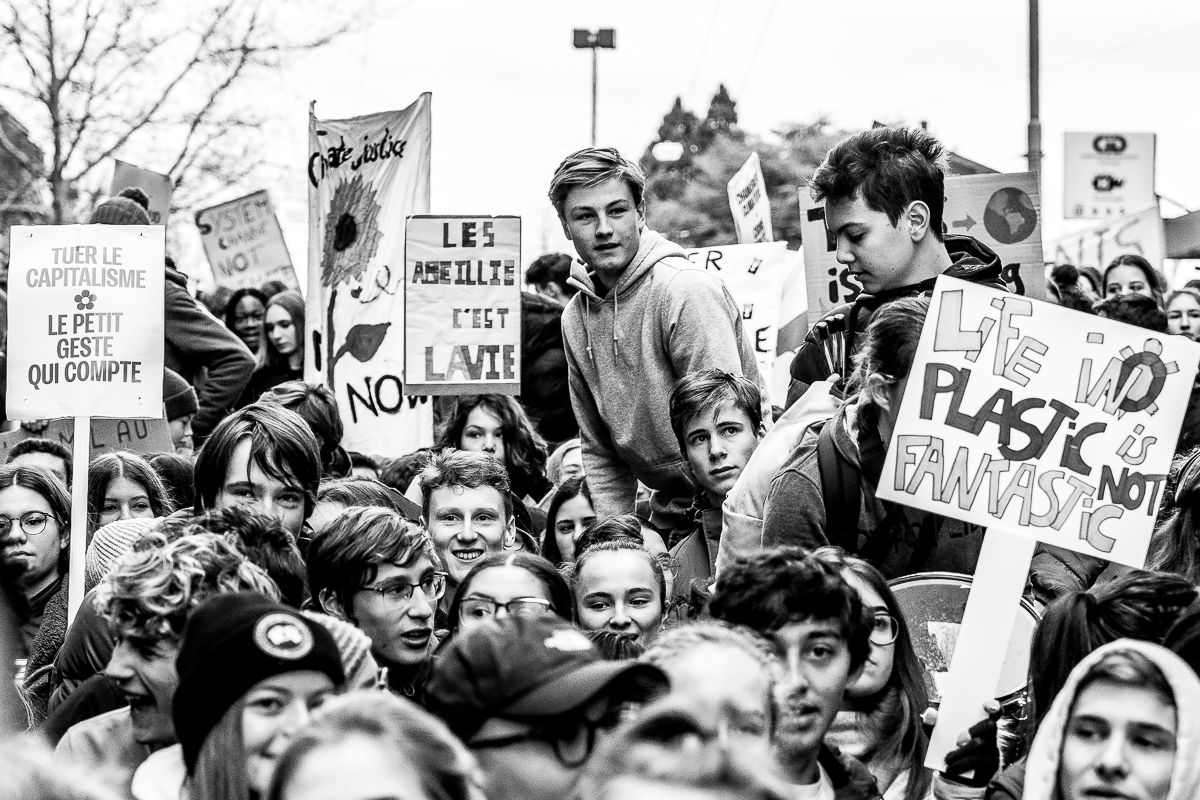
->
[[573, 29, 615, 147], [1027, 0, 1042, 187]]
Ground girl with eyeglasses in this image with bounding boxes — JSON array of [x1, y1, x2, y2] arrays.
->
[[445, 552, 573, 639], [811, 547, 930, 800]]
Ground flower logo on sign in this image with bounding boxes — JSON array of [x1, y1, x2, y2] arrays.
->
[[74, 290, 96, 310]]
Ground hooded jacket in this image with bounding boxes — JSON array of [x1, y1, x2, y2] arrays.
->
[[1021, 640, 1200, 800], [787, 235, 1006, 407], [163, 266, 255, 441], [562, 228, 762, 520]]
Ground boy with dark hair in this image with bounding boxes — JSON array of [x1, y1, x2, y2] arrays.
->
[[525, 253, 577, 303], [307, 506, 442, 699], [523, 253, 579, 445], [193, 403, 321, 537], [7, 438, 71, 486], [550, 147, 763, 527], [788, 126, 1006, 404], [710, 547, 879, 800], [257, 380, 350, 477], [666, 369, 765, 590]]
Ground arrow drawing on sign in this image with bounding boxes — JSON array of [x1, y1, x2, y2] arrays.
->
[[952, 214, 977, 231]]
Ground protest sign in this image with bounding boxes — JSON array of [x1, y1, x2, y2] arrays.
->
[[111, 160, 171, 224], [683, 242, 797, 399], [877, 276, 1198, 767], [196, 190, 299, 291], [0, 417, 174, 462], [1049, 205, 1166, 274], [7, 225, 165, 420], [727, 152, 773, 244], [1064, 132, 1156, 219], [799, 192, 861, 330], [307, 95, 434, 456], [404, 216, 522, 395], [944, 172, 1045, 301]]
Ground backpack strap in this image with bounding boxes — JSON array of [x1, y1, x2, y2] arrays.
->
[[817, 421, 862, 555]]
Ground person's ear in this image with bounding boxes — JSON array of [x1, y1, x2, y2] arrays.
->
[[863, 373, 896, 415], [502, 515, 518, 550], [318, 588, 349, 620], [904, 200, 932, 242]]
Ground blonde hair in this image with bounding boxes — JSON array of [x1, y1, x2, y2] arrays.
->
[[187, 698, 250, 800]]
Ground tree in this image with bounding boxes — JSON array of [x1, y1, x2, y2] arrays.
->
[[641, 86, 856, 250], [0, 0, 365, 223]]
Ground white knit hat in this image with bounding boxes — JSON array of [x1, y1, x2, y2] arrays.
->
[[85, 517, 160, 591]]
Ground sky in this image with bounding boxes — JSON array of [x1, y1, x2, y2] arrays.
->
[[181, 0, 1200, 289]]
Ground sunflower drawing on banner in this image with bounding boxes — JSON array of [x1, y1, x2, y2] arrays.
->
[[307, 94, 433, 456]]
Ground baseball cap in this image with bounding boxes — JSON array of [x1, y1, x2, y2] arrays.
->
[[425, 616, 669, 742]]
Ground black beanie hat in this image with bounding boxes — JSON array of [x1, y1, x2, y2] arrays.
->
[[162, 368, 199, 421], [173, 592, 345, 772]]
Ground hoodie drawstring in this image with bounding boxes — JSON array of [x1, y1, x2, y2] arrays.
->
[[612, 291, 619, 358], [584, 295, 595, 367]]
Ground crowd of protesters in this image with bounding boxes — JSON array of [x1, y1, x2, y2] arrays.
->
[[1, 127, 1200, 800]]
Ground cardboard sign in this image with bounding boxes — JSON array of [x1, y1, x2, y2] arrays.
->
[[403, 216, 522, 395], [944, 172, 1045, 301], [307, 95, 434, 456], [1049, 205, 1166, 275], [1065, 132, 1157, 219], [727, 152, 773, 244], [7, 225, 165, 420], [683, 242, 797, 399], [111, 160, 171, 224], [799, 193, 862, 330], [195, 190, 299, 291], [879, 276, 1197, 568], [0, 417, 174, 461]]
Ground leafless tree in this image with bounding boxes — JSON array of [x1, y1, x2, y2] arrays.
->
[[0, 0, 365, 222]]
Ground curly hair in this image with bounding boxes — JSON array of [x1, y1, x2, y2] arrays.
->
[[417, 449, 512, 522], [306, 506, 439, 619], [268, 690, 482, 800], [86, 451, 174, 533], [435, 395, 548, 499], [182, 506, 307, 608], [709, 547, 872, 673], [95, 532, 278, 650]]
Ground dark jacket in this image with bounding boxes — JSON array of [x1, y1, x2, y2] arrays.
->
[[238, 362, 303, 409], [164, 267, 255, 440], [984, 757, 1025, 800], [787, 235, 1006, 406], [819, 743, 883, 800], [521, 292, 577, 446]]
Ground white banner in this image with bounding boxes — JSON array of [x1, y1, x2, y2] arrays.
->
[[879, 276, 1198, 568], [683, 242, 796, 401], [727, 152, 773, 244], [111, 160, 171, 225], [196, 190, 299, 292], [306, 95, 434, 457], [404, 216, 522, 395], [944, 172, 1045, 301], [1049, 205, 1166, 276], [1064, 132, 1156, 219], [799, 192, 862, 330], [7, 225, 165, 419]]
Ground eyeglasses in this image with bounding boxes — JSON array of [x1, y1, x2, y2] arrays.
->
[[870, 612, 900, 646], [359, 572, 447, 608], [459, 596, 556, 623], [471, 704, 623, 767], [0, 512, 60, 537]]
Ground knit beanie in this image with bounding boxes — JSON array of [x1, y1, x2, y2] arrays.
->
[[173, 592, 345, 772], [84, 517, 160, 592], [162, 368, 199, 421], [88, 186, 151, 226]]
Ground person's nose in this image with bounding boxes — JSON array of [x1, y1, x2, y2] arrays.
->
[[482, 432, 497, 453], [596, 213, 614, 237], [119, 502, 133, 520], [406, 585, 435, 620], [709, 435, 728, 461], [105, 641, 136, 682], [573, 521, 587, 544], [456, 519, 480, 543], [786, 647, 810, 692], [835, 236, 854, 265], [1094, 734, 1130, 781], [1, 522, 26, 546], [607, 602, 632, 631]]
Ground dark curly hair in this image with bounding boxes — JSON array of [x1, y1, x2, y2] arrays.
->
[[436, 395, 548, 500], [182, 506, 308, 608], [709, 547, 872, 673]]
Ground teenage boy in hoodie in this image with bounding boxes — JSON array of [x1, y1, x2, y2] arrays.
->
[[786, 126, 1007, 406], [550, 147, 762, 526]]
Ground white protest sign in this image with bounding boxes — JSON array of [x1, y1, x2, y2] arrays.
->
[[1049, 205, 1166, 274], [111, 160, 171, 225], [196, 190, 299, 291], [772, 249, 809, 403], [1065, 133, 1157, 219], [727, 152, 773, 244], [307, 95, 434, 457], [404, 216, 522, 395], [799, 193, 861, 330], [7, 225, 165, 419], [876, 276, 1199, 769], [944, 172, 1045, 301], [683, 242, 795, 399], [880, 276, 1195, 566]]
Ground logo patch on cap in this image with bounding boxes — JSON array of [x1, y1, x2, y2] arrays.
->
[[544, 629, 593, 653], [254, 613, 313, 660]]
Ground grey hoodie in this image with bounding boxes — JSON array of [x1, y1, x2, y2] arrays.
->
[[562, 228, 762, 520]]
